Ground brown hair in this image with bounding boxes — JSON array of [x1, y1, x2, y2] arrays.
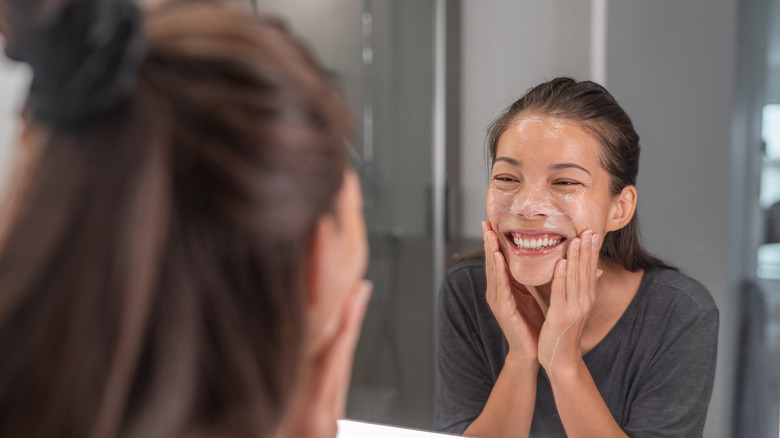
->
[[0, 2, 350, 438], [487, 77, 673, 272]]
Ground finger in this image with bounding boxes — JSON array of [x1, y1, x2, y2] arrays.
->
[[483, 222, 497, 301], [482, 221, 490, 255], [579, 230, 593, 307], [591, 234, 601, 302], [483, 221, 498, 249], [549, 258, 567, 311], [486, 223, 500, 255], [565, 237, 581, 304], [321, 280, 373, 416], [493, 251, 515, 310], [483, 222, 500, 274]]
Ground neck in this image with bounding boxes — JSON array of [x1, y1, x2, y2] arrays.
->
[[522, 261, 640, 318], [525, 283, 553, 316], [523, 262, 645, 355]]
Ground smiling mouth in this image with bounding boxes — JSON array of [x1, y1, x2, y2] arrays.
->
[[507, 232, 566, 250]]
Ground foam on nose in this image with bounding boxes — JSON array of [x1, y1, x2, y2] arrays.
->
[[510, 190, 563, 219]]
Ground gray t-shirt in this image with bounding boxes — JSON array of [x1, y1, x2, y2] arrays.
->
[[433, 257, 718, 437]]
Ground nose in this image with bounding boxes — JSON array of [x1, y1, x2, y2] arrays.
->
[[510, 185, 557, 219]]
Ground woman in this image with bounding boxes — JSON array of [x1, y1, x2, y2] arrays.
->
[[434, 78, 718, 437], [0, 1, 369, 437]]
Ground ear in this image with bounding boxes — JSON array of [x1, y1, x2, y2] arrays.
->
[[605, 185, 637, 232]]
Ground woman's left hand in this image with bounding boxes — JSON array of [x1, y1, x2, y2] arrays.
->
[[537, 229, 600, 383], [275, 280, 372, 438]]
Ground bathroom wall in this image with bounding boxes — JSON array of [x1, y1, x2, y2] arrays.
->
[[458, 0, 592, 239], [606, 2, 738, 437]]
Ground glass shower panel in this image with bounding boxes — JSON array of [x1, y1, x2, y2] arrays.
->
[[253, 0, 437, 430]]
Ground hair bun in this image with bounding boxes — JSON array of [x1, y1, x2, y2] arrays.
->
[[4, 0, 146, 129]]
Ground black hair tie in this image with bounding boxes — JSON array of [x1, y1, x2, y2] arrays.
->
[[4, 0, 146, 130]]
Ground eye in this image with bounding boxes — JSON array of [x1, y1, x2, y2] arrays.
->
[[491, 174, 521, 190], [492, 173, 519, 183]]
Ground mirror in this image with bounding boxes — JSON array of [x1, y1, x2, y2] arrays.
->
[[0, 0, 776, 437], [251, 1, 780, 437]]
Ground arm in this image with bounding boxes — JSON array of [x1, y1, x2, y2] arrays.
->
[[537, 231, 628, 438], [460, 222, 544, 438], [434, 260, 500, 434], [275, 280, 372, 438], [544, 358, 627, 438], [463, 354, 538, 438]]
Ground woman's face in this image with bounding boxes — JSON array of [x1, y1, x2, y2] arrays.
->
[[486, 114, 620, 286]]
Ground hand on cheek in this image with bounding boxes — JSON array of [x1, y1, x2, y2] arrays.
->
[[537, 229, 601, 382], [482, 221, 545, 364], [275, 280, 372, 438]]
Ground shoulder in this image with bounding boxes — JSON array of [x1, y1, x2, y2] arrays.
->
[[444, 255, 485, 283], [438, 255, 487, 314], [641, 268, 718, 316], [631, 268, 719, 341]]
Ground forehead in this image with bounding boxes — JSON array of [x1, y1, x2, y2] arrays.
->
[[495, 115, 604, 167]]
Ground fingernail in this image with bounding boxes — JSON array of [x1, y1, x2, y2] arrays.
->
[[493, 252, 502, 263], [482, 221, 488, 234], [572, 238, 581, 250], [592, 233, 600, 245], [359, 280, 373, 304], [559, 259, 567, 270]]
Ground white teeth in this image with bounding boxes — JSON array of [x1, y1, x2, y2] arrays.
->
[[511, 235, 561, 250]]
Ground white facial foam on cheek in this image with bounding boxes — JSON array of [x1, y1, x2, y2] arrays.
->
[[542, 211, 567, 230], [552, 191, 608, 248], [487, 186, 514, 216]]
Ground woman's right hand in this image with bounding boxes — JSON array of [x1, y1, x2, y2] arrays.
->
[[483, 221, 545, 364], [275, 280, 372, 438]]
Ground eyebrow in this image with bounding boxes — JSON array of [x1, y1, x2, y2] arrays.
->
[[493, 156, 520, 167], [493, 157, 592, 176], [549, 162, 592, 176]]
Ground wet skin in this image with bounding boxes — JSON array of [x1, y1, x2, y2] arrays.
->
[[467, 113, 640, 438], [486, 115, 621, 295]]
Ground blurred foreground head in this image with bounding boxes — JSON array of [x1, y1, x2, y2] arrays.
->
[[0, 0, 357, 437]]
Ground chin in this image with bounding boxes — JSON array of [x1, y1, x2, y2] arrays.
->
[[507, 261, 556, 287]]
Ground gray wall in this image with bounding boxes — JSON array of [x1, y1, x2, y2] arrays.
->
[[459, 0, 591, 238], [606, 2, 738, 437], [459, 1, 740, 437], [766, 0, 780, 102]]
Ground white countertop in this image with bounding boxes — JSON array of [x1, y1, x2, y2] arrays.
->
[[336, 420, 458, 438]]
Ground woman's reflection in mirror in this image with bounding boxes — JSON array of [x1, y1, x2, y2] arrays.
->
[[434, 77, 718, 438]]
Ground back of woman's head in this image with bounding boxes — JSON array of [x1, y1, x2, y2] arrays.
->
[[0, 2, 349, 437], [487, 77, 672, 271]]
